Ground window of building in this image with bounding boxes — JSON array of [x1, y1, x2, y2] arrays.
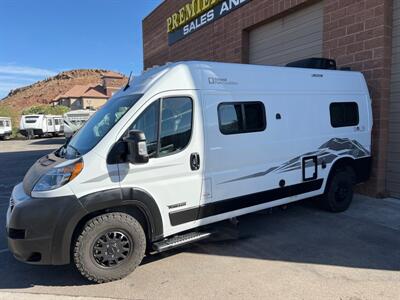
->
[[218, 101, 266, 134], [129, 97, 193, 158], [330, 102, 359, 128]]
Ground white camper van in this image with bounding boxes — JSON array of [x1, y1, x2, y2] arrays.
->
[[0, 117, 12, 140], [7, 61, 372, 283], [20, 114, 64, 138]]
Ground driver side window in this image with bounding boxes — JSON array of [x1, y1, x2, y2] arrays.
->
[[129, 97, 193, 158], [130, 100, 159, 157]]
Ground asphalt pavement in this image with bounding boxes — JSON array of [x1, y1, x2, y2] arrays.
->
[[0, 138, 399, 300]]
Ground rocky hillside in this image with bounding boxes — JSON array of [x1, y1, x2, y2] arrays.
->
[[0, 69, 127, 113]]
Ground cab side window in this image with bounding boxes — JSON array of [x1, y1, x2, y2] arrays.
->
[[160, 97, 192, 156], [130, 100, 159, 157], [129, 97, 193, 158]]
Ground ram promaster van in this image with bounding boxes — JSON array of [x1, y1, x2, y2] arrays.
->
[[7, 60, 372, 283], [20, 114, 63, 138]]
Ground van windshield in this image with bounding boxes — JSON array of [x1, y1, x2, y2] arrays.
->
[[65, 94, 143, 157]]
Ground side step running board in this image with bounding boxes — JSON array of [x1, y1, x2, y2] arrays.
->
[[152, 232, 211, 253]]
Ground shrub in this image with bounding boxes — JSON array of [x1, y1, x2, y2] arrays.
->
[[22, 105, 70, 115]]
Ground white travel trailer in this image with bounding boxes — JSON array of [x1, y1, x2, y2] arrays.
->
[[19, 114, 64, 138], [63, 109, 96, 139], [0, 117, 12, 140], [7, 61, 372, 283]]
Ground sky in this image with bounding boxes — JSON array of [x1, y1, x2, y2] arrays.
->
[[0, 0, 163, 99]]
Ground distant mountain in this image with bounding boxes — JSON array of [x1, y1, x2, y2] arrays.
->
[[0, 69, 127, 113]]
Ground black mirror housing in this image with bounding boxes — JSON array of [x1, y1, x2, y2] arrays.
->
[[123, 130, 149, 164]]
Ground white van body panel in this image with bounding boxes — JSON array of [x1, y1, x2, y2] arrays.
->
[[33, 61, 372, 239]]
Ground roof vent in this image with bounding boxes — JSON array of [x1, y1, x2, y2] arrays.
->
[[286, 58, 337, 70]]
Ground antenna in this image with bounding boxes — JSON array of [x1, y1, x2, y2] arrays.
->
[[123, 71, 133, 91]]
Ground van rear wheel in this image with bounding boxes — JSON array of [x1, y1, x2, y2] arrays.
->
[[73, 212, 146, 283], [321, 167, 355, 213]]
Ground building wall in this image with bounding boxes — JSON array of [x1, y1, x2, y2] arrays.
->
[[142, 0, 394, 197], [323, 0, 393, 196], [82, 97, 107, 109]]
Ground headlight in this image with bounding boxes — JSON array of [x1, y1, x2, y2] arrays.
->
[[33, 159, 84, 192]]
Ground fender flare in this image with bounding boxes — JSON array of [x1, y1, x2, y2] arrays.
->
[[78, 188, 164, 242]]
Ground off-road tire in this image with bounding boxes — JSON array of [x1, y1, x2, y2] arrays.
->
[[74, 212, 146, 283], [321, 167, 355, 213]]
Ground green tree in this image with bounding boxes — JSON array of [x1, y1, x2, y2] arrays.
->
[[22, 105, 70, 115]]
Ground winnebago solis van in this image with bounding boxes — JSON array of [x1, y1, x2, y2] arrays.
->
[[7, 61, 372, 283]]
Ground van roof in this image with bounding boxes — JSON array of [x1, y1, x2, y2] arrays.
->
[[22, 114, 63, 118], [119, 61, 368, 97]]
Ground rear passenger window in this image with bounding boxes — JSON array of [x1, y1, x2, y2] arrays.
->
[[330, 102, 359, 128], [218, 102, 266, 134]]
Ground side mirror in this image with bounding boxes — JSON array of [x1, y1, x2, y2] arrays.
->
[[123, 130, 149, 164]]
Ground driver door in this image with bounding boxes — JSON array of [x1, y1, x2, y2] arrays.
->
[[118, 95, 203, 230]]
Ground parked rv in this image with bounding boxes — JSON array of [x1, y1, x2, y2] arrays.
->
[[7, 60, 372, 283], [19, 114, 64, 138], [63, 109, 95, 139], [0, 117, 12, 140]]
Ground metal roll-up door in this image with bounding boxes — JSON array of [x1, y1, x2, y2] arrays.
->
[[387, 0, 400, 198], [249, 2, 323, 66]]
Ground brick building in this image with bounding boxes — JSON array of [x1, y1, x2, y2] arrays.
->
[[142, 0, 399, 198]]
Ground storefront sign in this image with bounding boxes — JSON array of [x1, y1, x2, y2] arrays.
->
[[167, 0, 251, 45]]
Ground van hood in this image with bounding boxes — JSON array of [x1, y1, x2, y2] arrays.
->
[[23, 151, 67, 195]]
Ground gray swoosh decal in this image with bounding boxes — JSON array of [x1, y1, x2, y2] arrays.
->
[[219, 138, 370, 185]]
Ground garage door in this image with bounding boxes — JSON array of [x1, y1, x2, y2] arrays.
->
[[387, 0, 400, 198], [249, 2, 323, 66]]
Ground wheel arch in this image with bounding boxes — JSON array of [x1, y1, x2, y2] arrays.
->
[[69, 188, 164, 262], [324, 155, 371, 194]]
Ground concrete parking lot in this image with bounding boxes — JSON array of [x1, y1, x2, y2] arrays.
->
[[0, 138, 399, 300]]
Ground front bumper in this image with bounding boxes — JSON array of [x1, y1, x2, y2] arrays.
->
[[6, 183, 87, 265]]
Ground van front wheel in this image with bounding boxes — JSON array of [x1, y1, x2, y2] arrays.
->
[[73, 212, 146, 283], [321, 168, 355, 213]]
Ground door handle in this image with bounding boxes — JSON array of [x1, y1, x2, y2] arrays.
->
[[190, 153, 200, 171]]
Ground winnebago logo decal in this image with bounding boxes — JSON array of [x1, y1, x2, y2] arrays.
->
[[219, 138, 370, 184], [208, 77, 238, 85]]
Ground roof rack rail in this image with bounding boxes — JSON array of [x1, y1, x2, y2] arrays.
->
[[286, 58, 337, 70]]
